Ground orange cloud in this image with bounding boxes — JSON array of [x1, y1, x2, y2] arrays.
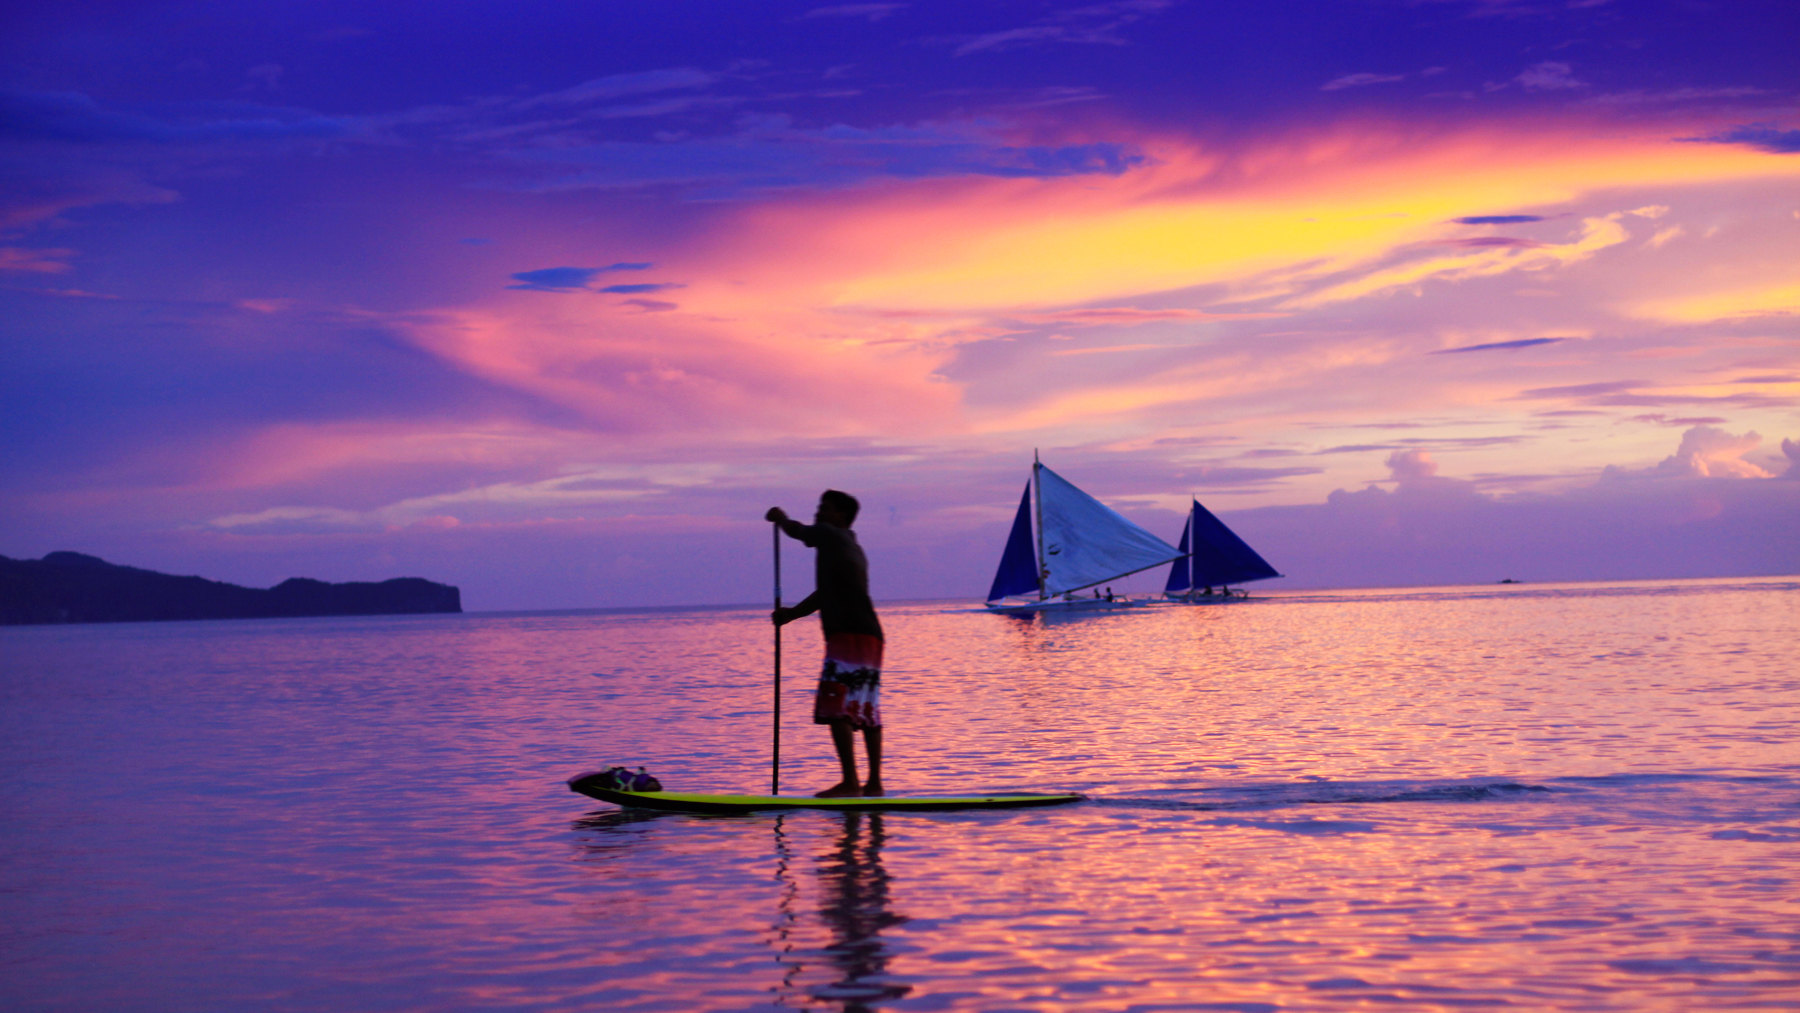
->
[[1630, 279, 1800, 323], [1279, 210, 1635, 309], [691, 116, 1796, 317], [1018, 307, 1288, 325]]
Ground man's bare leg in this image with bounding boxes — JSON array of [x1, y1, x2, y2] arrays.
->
[[815, 721, 861, 797], [861, 726, 883, 797]]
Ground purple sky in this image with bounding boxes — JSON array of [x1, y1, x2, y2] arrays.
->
[[3, 1, 1798, 609]]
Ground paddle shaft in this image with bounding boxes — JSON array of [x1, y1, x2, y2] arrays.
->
[[771, 521, 781, 796]]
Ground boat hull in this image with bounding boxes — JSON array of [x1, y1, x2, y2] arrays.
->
[[1159, 590, 1254, 604], [984, 597, 1149, 615]]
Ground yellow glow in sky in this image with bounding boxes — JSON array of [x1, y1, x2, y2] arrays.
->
[[800, 123, 1797, 315]]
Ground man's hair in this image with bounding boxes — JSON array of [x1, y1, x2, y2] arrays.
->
[[821, 489, 860, 524]]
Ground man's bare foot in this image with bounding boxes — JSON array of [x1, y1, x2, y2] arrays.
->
[[815, 780, 861, 798], [861, 781, 884, 797]]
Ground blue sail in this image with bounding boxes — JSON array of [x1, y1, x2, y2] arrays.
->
[[1164, 511, 1193, 594], [1167, 499, 1281, 590], [986, 483, 1039, 602]]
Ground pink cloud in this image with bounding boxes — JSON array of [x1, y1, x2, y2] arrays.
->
[[1649, 426, 1775, 479], [1386, 448, 1439, 482], [0, 168, 178, 234], [0, 247, 75, 273], [1017, 307, 1288, 325]]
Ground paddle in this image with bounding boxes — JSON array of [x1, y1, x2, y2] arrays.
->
[[771, 520, 782, 796]]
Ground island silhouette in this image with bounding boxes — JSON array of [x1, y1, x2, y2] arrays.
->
[[0, 551, 461, 625]]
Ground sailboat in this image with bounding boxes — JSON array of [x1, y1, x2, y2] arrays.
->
[[1162, 497, 1281, 601], [985, 456, 1185, 614]]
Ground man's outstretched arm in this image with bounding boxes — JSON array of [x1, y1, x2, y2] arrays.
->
[[765, 507, 816, 544]]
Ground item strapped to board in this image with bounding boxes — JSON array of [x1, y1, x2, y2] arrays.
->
[[581, 766, 662, 792]]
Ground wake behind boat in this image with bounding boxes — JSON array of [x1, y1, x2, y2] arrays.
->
[[985, 455, 1184, 614], [1162, 497, 1281, 601]]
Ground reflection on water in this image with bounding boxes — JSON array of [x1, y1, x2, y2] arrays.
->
[[573, 811, 911, 1011], [772, 813, 910, 1011]]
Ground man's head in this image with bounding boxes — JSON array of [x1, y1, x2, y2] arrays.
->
[[816, 489, 860, 527]]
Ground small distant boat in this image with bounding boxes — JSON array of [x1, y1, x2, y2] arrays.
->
[[1162, 497, 1282, 602], [985, 455, 1185, 614]]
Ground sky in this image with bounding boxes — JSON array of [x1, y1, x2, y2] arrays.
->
[[3, 0, 1798, 610]]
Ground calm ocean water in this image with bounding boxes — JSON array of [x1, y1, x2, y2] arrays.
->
[[3, 577, 1797, 1011]]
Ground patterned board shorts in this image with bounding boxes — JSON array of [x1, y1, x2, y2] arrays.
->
[[814, 632, 883, 730]]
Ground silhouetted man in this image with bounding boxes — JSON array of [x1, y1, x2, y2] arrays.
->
[[766, 490, 884, 797]]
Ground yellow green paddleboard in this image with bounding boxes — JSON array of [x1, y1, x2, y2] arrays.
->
[[569, 774, 1081, 813]]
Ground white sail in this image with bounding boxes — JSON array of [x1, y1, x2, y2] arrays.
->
[[1035, 465, 1183, 596]]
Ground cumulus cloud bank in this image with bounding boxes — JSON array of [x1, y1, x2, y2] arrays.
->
[[1222, 427, 1800, 590], [1645, 426, 1776, 479]]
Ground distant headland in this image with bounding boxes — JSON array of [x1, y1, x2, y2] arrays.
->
[[0, 552, 462, 625]]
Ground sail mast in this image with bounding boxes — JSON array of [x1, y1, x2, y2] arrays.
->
[[1189, 498, 1198, 597], [1032, 449, 1046, 601], [1180, 498, 1283, 589]]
